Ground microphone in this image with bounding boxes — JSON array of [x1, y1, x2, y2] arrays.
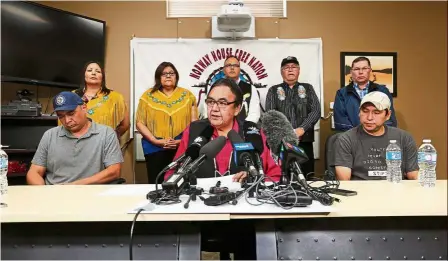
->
[[261, 110, 299, 157], [279, 140, 309, 182], [228, 130, 259, 178], [261, 111, 336, 206], [162, 136, 227, 194], [243, 121, 265, 176], [149, 125, 214, 201], [184, 136, 226, 175], [172, 125, 214, 172], [261, 110, 308, 184]]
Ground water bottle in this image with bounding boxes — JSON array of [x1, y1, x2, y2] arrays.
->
[[418, 139, 437, 188], [385, 140, 402, 183], [0, 145, 9, 207]]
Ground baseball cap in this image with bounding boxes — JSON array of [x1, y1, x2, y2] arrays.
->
[[281, 56, 300, 67], [53, 91, 84, 112], [360, 91, 391, 111]]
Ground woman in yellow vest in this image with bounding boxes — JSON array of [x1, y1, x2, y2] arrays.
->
[[136, 62, 198, 184], [73, 61, 130, 137]]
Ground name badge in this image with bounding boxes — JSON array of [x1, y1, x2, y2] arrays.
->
[[368, 171, 388, 177]]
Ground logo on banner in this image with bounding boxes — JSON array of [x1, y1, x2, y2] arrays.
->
[[188, 48, 269, 93]]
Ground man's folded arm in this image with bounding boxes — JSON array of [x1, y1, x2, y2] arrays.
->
[[71, 129, 124, 185], [70, 163, 121, 185], [26, 164, 46, 185], [27, 131, 50, 185]]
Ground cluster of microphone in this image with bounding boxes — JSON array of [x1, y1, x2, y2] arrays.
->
[[149, 120, 267, 203], [147, 110, 337, 207]]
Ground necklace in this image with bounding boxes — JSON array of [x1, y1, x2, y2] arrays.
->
[[211, 135, 233, 177], [213, 151, 233, 177], [84, 87, 102, 100]]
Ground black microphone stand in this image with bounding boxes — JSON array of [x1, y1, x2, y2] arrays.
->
[[242, 173, 259, 198], [182, 174, 204, 209]]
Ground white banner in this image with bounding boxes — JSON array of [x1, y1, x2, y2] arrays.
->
[[131, 38, 324, 161]]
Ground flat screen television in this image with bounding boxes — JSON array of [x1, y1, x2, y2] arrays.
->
[[1, 1, 105, 88]]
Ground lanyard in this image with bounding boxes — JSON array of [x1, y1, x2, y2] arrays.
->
[[211, 136, 233, 177]]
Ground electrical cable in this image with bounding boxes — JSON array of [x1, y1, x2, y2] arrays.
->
[[129, 208, 144, 260], [147, 166, 179, 205], [242, 170, 341, 208], [297, 170, 340, 206], [243, 174, 304, 209], [147, 167, 189, 205]]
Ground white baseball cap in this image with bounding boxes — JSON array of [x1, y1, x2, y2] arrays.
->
[[360, 91, 391, 111]]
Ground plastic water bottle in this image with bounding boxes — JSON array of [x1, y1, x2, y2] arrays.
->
[[418, 139, 437, 188], [0, 145, 9, 207], [385, 140, 402, 183]]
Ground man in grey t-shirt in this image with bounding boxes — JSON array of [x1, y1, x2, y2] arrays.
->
[[334, 91, 418, 180], [27, 91, 124, 185]]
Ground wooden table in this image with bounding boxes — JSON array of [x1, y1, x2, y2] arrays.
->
[[1, 180, 447, 260]]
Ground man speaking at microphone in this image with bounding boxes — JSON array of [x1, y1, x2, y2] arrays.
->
[[165, 78, 280, 182]]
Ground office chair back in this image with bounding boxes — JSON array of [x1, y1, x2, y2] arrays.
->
[[325, 132, 342, 176]]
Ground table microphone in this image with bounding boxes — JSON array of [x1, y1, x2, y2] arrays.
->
[[169, 125, 214, 172], [261, 110, 299, 157], [176, 125, 214, 173], [162, 136, 227, 194], [243, 121, 265, 176], [228, 130, 259, 178], [261, 110, 306, 184]]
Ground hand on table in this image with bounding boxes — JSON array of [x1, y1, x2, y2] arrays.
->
[[232, 171, 248, 183]]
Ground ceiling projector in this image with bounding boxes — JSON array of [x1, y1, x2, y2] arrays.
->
[[217, 0, 253, 32]]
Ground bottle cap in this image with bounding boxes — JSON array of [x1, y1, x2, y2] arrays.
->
[[423, 139, 431, 143], [389, 140, 397, 143]]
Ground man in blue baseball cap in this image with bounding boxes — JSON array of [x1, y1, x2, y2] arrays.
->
[[52, 91, 85, 133], [27, 91, 124, 185]]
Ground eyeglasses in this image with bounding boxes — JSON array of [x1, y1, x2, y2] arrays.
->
[[282, 66, 299, 71], [224, 64, 240, 68], [352, 67, 371, 72], [205, 98, 237, 108], [161, 72, 175, 77]]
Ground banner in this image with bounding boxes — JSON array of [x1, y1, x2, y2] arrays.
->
[[131, 38, 324, 161]]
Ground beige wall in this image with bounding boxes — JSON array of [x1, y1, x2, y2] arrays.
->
[[13, 1, 448, 182]]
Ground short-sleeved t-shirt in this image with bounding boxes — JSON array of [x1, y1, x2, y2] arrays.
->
[[32, 121, 124, 185], [334, 125, 419, 180]]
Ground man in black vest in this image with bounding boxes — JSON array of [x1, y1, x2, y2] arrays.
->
[[265, 56, 321, 177], [165, 78, 280, 182], [201, 55, 261, 124]]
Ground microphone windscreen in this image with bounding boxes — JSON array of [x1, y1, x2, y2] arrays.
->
[[261, 110, 299, 156], [200, 136, 226, 159], [199, 124, 214, 140], [185, 125, 215, 159], [243, 121, 264, 154], [186, 135, 209, 159], [227, 129, 245, 144]]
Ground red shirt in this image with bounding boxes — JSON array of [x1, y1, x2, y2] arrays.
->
[[165, 121, 281, 182]]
